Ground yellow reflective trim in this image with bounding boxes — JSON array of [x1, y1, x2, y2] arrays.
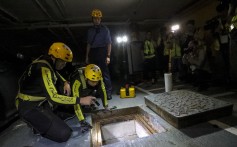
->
[[231, 16, 237, 23], [101, 78, 108, 106], [74, 104, 84, 121], [72, 79, 85, 121], [17, 93, 45, 101], [79, 70, 87, 89], [41, 67, 76, 104], [56, 71, 66, 82], [15, 99, 19, 110], [33, 59, 52, 69], [144, 54, 156, 59], [33, 59, 57, 82], [171, 43, 181, 57], [144, 41, 155, 55], [72, 80, 80, 97]]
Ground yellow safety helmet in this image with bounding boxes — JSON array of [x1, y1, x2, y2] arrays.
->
[[85, 64, 102, 81], [91, 9, 102, 18], [48, 42, 73, 62]]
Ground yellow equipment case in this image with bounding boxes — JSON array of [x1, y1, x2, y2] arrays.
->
[[120, 84, 136, 98]]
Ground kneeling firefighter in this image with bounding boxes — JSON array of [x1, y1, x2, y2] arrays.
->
[[69, 64, 109, 123], [15, 42, 96, 143]]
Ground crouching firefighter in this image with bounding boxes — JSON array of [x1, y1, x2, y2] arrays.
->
[[15, 42, 96, 143], [69, 64, 110, 124]]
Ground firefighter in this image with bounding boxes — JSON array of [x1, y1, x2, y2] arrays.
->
[[15, 42, 96, 143], [69, 64, 109, 123]]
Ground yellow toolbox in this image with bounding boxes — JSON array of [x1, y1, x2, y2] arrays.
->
[[120, 84, 136, 98]]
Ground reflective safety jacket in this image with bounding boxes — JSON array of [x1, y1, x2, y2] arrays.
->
[[164, 41, 181, 57], [144, 40, 156, 59], [69, 67, 108, 121], [16, 55, 78, 109]]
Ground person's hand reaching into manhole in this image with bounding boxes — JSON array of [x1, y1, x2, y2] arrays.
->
[[102, 105, 111, 113], [80, 120, 92, 133]]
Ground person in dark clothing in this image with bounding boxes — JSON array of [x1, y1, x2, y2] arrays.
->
[[179, 20, 195, 81], [143, 31, 157, 84], [156, 33, 165, 76], [183, 40, 211, 91], [85, 9, 113, 100], [16, 42, 96, 142], [216, 3, 231, 84]]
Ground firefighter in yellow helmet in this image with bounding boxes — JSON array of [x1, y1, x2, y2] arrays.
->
[[85, 9, 113, 100], [69, 64, 109, 124], [15, 42, 96, 143]]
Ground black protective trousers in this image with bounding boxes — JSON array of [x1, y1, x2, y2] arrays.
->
[[143, 57, 157, 81], [18, 100, 72, 143]]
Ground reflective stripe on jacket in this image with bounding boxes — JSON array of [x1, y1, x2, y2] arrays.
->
[[16, 55, 77, 105], [164, 41, 181, 57], [144, 40, 155, 59]]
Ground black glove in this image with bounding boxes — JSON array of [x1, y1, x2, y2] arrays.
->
[[94, 100, 100, 106], [90, 104, 97, 111], [76, 97, 81, 104], [80, 120, 92, 133], [91, 90, 100, 106]]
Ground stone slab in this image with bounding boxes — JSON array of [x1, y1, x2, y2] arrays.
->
[[145, 90, 233, 128]]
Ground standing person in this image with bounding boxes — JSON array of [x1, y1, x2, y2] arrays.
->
[[216, 3, 231, 85], [156, 30, 166, 76], [143, 31, 157, 84], [184, 40, 211, 91], [85, 9, 112, 100], [15, 42, 96, 142], [179, 20, 195, 81]]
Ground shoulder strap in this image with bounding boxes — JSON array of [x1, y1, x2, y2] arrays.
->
[[32, 59, 54, 72], [25, 57, 55, 77], [78, 68, 87, 89], [32, 59, 57, 83], [91, 27, 101, 45], [91, 32, 98, 46], [70, 67, 87, 89]]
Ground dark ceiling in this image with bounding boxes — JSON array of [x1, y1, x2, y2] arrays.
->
[[0, 0, 207, 61]]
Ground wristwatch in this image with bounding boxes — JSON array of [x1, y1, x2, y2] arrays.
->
[[107, 55, 110, 58]]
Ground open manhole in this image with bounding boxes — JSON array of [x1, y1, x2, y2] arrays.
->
[[91, 106, 166, 147]]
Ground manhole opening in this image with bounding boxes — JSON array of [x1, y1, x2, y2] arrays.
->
[[91, 107, 166, 147]]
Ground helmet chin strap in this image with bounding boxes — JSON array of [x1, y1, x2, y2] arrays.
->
[[54, 58, 59, 68], [53, 58, 60, 70], [50, 56, 56, 63]]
